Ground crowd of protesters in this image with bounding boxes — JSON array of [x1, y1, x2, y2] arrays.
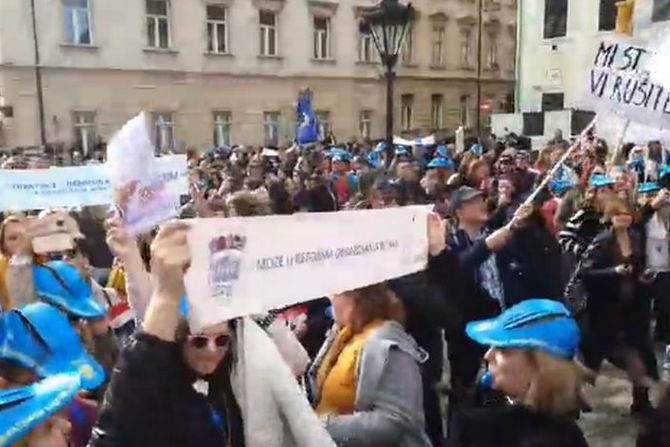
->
[[0, 126, 669, 447]]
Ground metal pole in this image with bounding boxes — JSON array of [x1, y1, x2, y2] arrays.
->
[[385, 67, 395, 155], [29, 0, 47, 146], [476, 0, 483, 138]]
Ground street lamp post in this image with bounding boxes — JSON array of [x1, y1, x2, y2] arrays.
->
[[359, 0, 415, 159]]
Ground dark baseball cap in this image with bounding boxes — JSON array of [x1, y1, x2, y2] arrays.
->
[[450, 186, 484, 212]]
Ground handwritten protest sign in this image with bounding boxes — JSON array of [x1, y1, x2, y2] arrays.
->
[[183, 206, 430, 331], [0, 155, 187, 211], [107, 112, 181, 235], [582, 37, 670, 129]]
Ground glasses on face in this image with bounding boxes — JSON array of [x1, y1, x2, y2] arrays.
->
[[187, 334, 231, 350]]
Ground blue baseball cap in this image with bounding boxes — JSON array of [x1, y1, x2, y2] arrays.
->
[[427, 157, 455, 170], [0, 372, 81, 446], [32, 261, 106, 319], [550, 179, 575, 194], [470, 144, 484, 156], [1, 303, 105, 391], [588, 174, 616, 189], [395, 146, 410, 156], [373, 142, 387, 153], [466, 299, 580, 360], [638, 182, 661, 194]]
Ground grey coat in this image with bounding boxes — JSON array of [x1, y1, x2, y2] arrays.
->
[[309, 321, 432, 447]]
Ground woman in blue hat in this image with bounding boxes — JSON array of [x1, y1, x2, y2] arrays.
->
[[448, 299, 588, 447], [0, 302, 107, 446]]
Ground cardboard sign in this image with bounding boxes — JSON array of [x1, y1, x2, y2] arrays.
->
[[183, 206, 430, 331], [107, 112, 182, 235], [583, 37, 670, 128]]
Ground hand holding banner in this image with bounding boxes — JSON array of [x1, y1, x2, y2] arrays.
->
[[182, 206, 430, 332]]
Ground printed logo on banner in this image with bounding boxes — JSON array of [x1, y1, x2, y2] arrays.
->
[[208, 234, 247, 299]]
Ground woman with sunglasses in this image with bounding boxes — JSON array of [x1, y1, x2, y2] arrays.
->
[[89, 222, 245, 447], [576, 198, 658, 416]]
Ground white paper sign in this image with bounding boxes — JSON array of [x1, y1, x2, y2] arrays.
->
[[183, 206, 430, 331], [581, 37, 670, 128], [0, 155, 187, 211], [107, 112, 180, 235]]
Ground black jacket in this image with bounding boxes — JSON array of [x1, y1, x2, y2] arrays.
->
[[89, 332, 244, 447], [447, 404, 588, 447], [577, 229, 658, 378]]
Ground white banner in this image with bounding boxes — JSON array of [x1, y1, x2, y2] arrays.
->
[[0, 155, 187, 211], [581, 37, 670, 129], [183, 206, 430, 331], [393, 135, 436, 146]]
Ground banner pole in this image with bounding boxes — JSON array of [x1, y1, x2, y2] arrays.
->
[[521, 116, 598, 207]]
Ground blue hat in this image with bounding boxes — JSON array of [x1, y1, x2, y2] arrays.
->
[[436, 145, 449, 158], [373, 142, 387, 154], [329, 148, 351, 163], [32, 261, 106, 319], [638, 182, 661, 194], [588, 174, 616, 189], [1, 303, 106, 391], [395, 146, 410, 156], [470, 144, 484, 156], [466, 299, 580, 360], [427, 157, 455, 170], [550, 179, 575, 194], [0, 373, 81, 446]]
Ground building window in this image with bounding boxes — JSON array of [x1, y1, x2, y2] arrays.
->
[[207, 5, 228, 54], [459, 95, 471, 127], [146, 0, 170, 48], [598, 0, 617, 30], [263, 111, 280, 145], [653, 0, 670, 22], [359, 110, 372, 139], [486, 32, 498, 68], [153, 112, 175, 152], [63, 0, 92, 45], [401, 24, 414, 64], [460, 28, 472, 68], [400, 94, 414, 131], [358, 32, 375, 63], [430, 94, 444, 129], [72, 111, 97, 156], [259, 10, 278, 56], [543, 0, 568, 39], [313, 17, 331, 60], [316, 111, 331, 138], [213, 111, 232, 146], [432, 25, 446, 66], [541, 92, 564, 111]]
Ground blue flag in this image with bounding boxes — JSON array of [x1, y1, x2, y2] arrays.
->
[[296, 89, 320, 146]]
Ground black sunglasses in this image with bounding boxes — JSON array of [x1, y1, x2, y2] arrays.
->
[[188, 334, 231, 349]]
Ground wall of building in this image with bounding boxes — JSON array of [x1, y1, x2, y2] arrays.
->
[[0, 0, 516, 149]]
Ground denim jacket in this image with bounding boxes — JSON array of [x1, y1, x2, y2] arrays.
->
[[308, 321, 431, 447]]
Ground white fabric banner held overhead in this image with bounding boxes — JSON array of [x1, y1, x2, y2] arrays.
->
[[183, 206, 431, 331]]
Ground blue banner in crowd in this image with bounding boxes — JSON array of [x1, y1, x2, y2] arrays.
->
[[296, 89, 320, 146], [0, 155, 188, 211]]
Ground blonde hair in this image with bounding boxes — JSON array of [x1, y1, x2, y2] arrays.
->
[[522, 350, 586, 415]]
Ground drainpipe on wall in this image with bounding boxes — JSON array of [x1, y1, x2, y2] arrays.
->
[[29, 0, 47, 146], [514, 0, 522, 113]]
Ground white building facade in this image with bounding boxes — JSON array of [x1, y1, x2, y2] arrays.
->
[[506, 0, 670, 140], [0, 0, 516, 152]]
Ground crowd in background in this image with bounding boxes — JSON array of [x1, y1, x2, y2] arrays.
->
[[0, 126, 669, 447]]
